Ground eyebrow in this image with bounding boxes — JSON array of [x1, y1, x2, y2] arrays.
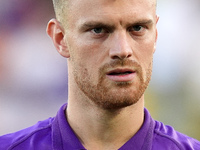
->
[[79, 22, 115, 32], [130, 19, 153, 26], [126, 19, 154, 28]]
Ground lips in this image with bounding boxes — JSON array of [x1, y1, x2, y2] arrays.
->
[[106, 68, 136, 82], [108, 69, 134, 75]]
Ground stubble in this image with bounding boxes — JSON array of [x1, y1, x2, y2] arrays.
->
[[73, 59, 152, 110]]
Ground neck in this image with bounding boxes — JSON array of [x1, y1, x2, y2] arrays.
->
[[67, 88, 144, 150]]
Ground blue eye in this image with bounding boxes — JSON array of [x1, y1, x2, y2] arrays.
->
[[92, 28, 104, 34], [128, 25, 147, 36], [91, 27, 109, 35], [132, 25, 143, 31]]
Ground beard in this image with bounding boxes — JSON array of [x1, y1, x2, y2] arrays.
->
[[73, 59, 152, 110]]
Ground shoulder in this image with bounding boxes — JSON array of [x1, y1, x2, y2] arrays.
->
[[152, 120, 200, 150], [0, 117, 54, 150]]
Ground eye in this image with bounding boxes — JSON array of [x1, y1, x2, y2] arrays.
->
[[129, 25, 145, 32], [89, 27, 109, 38], [133, 25, 143, 31], [128, 25, 147, 36], [92, 28, 104, 34], [91, 27, 108, 35]]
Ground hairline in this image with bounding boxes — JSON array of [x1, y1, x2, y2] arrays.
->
[[52, 0, 157, 26]]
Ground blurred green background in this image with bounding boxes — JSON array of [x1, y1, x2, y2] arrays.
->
[[0, 0, 199, 140]]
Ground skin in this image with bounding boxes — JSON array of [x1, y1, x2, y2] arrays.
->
[[47, 0, 158, 149]]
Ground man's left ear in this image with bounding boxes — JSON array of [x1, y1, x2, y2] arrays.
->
[[154, 15, 159, 53], [46, 19, 70, 58]]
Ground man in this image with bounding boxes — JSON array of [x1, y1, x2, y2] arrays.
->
[[0, 0, 200, 149]]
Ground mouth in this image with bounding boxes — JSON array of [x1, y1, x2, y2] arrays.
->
[[106, 69, 136, 82], [108, 71, 133, 76], [107, 68, 135, 75]]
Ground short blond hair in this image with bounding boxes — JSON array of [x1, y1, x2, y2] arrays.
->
[[52, 0, 67, 23], [52, 0, 157, 24]]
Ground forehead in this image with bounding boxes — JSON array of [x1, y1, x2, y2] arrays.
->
[[66, 0, 156, 13], [65, 0, 156, 27]]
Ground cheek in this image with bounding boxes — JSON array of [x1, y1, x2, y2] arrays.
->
[[136, 40, 155, 75], [72, 40, 106, 69], [69, 43, 103, 84], [137, 41, 154, 63], [70, 50, 100, 84]]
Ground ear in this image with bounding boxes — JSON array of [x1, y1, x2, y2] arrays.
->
[[153, 15, 159, 53], [46, 19, 70, 58]]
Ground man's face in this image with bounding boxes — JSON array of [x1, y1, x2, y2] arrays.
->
[[64, 0, 158, 109]]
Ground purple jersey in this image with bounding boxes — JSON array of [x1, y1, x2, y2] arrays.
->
[[0, 104, 199, 150]]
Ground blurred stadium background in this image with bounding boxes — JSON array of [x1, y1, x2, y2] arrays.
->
[[0, 0, 199, 140]]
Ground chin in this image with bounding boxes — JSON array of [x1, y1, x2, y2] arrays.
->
[[98, 101, 135, 110], [93, 93, 142, 110]]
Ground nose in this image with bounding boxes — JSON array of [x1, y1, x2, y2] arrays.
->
[[109, 31, 133, 60]]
